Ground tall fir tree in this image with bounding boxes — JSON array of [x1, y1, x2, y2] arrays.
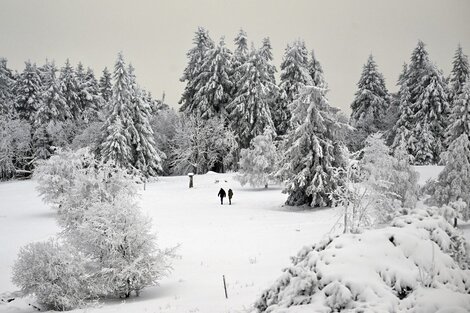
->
[[259, 37, 277, 84], [308, 50, 327, 89], [189, 37, 233, 119], [13, 61, 42, 121], [59, 59, 80, 120], [275, 40, 311, 135], [228, 46, 276, 149], [449, 44, 469, 103], [100, 53, 133, 169], [78, 68, 102, 123], [278, 85, 348, 207], [99, 67, 113, 103], [446, 81, 470, 143], [0, 58, 15, 115], [179, 27, 214, 113], [231, 29, 249, 86], [35, 63, 69, 127], [127, 64, 163, 176], [350, 55, 390, 136]]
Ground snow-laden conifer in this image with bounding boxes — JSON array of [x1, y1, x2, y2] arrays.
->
[[446, 81, 470, 143], [99, 67, 113, 103], [449, 44, 469, 102], [13, 61, 42, 120], [59, 59, 81, 120]]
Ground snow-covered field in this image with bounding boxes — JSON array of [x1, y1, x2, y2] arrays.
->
[[0, 166, 468, 313]]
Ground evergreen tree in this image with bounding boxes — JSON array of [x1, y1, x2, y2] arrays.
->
[[179, 27, 214, 113], [228, 46, 276, 149], [446, 81, 470, 143], [35, 63, 69, 126], [189, 37, 233, 119], [128, 65, 163, 176], [350, 55, 390, 136], [278, 85, 348, 207], [0, 58, 15, 115], [99, 67, 113, 103], [59, 59, 80, 120], [259, 37, 277, 84], [79, 68, 102, 123], [100, 53, 133, 168], [276, 40, 311, 135], [231, 28, 249, 86], [13, 61, 42, 120], [449, 44, 469, 102], [33, 125, 53, 160], [308, 50, 327, 89]]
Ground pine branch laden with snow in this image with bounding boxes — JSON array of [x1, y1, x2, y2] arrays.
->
[[446, 80, 470, 144], [236, 129, 280, 188], [254, 208, 470, 313], [278, 84, 348, 208]]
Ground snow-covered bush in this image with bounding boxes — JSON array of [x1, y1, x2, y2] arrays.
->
[[68, 196, 174, 298], [171, 115, 238, 174], [429, 134, 470, 222], [236, 130, 279, 188], [71, 121, 103, 151], [254, 208, 470, 313], [12, 239, 89, 311], [150, 108, 179, 175]]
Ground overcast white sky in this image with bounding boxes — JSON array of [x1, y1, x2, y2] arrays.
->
[[1, 0, 469, 114]]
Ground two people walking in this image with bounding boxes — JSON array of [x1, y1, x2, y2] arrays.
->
[[218, 188, 233, 205]]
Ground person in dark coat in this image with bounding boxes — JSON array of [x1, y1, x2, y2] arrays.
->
[[228, 189, 233, 205], [218, 188, 226, 205]]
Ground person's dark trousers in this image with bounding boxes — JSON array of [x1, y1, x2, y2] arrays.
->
[[229, 198, 231, 205], [220, 197, 223, 205]]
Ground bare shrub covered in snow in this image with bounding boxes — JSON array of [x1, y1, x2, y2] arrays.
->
[[236, 129, 279, 188], [12, 239, 90, 311], [254, 208, 470, 313]]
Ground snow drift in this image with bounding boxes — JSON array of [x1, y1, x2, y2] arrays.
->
[[254, 208, 470, 312]]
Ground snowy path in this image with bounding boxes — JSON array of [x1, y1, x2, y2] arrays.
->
[[0, 173, 341, 313]]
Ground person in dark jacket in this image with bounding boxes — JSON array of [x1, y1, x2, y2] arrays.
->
[[228, 189, 233, 205], [218, 188, 226, 205]]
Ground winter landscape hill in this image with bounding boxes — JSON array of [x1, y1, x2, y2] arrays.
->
[[1, 166, 469, 313]]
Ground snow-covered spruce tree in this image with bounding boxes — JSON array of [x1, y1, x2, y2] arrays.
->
[[308, 50, 327, 89], [449, 44, 469, 104], [0, 58, 15, 115], [99, 67, 113, 103], [431, 134, 470, 223], [179, 27, 214, 114], [446, 80, 470, 144], [35, 63, 69, 127], [59, 59, 81, 120], [349, 55, 390, 150], [278, 84, 348, 207], [259, 37, 277, 84], [150, 107, 179, 175], [392, 41, 450, 164], [13, 61, 42, 120], [33, 125, 53, 160], [275, 40, 311, 136], [100, 53, 133, 169], [189, 37, 233, 120], [230, 28, 249, 98], [391, 63, 413, 151], [128, 64, 164, 177], [78, 67, 102, 124], [171, 115, 238, 174], [236, 129, 279, 188], [409, 63, 449, 164], [228, 45, 276, 149], [12, 239, 89, 311]]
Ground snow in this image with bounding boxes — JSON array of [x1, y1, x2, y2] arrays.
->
[[0, 172, 341, 312]]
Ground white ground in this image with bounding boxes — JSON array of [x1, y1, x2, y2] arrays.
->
[[0, 166, 468, 313]]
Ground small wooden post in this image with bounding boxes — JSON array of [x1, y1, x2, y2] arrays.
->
[[188, 173, 194, 188], [223, 275, 228, 299]]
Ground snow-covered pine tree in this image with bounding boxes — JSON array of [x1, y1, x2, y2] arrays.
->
[[446, 81, 470, 143], [179, 27, 214, 114], [128, 64, 163, 177], [33, 125, 53, 160], [0, 58, 15, 115], [35, 63, 69, 127], [100, 53, 133, 168], [99, 67, 113, 103], [228, 45, 277, 149], [259, 37, 277, 84], [190, 37, 233, 120], [13, 61, 42, 121], [236, 129, 279, 188], [409, 63, 449, 164], [278, 84, 348, 207], [275, 40, 311, 135], [230, 28, 249, 99], [60, 59, 81, 120], [78, 68, 102, 124], [350, 55, 390, 137], [432, 134, 470, 222], [449, 44, 469, 103], [391, 63, 413, 153]]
